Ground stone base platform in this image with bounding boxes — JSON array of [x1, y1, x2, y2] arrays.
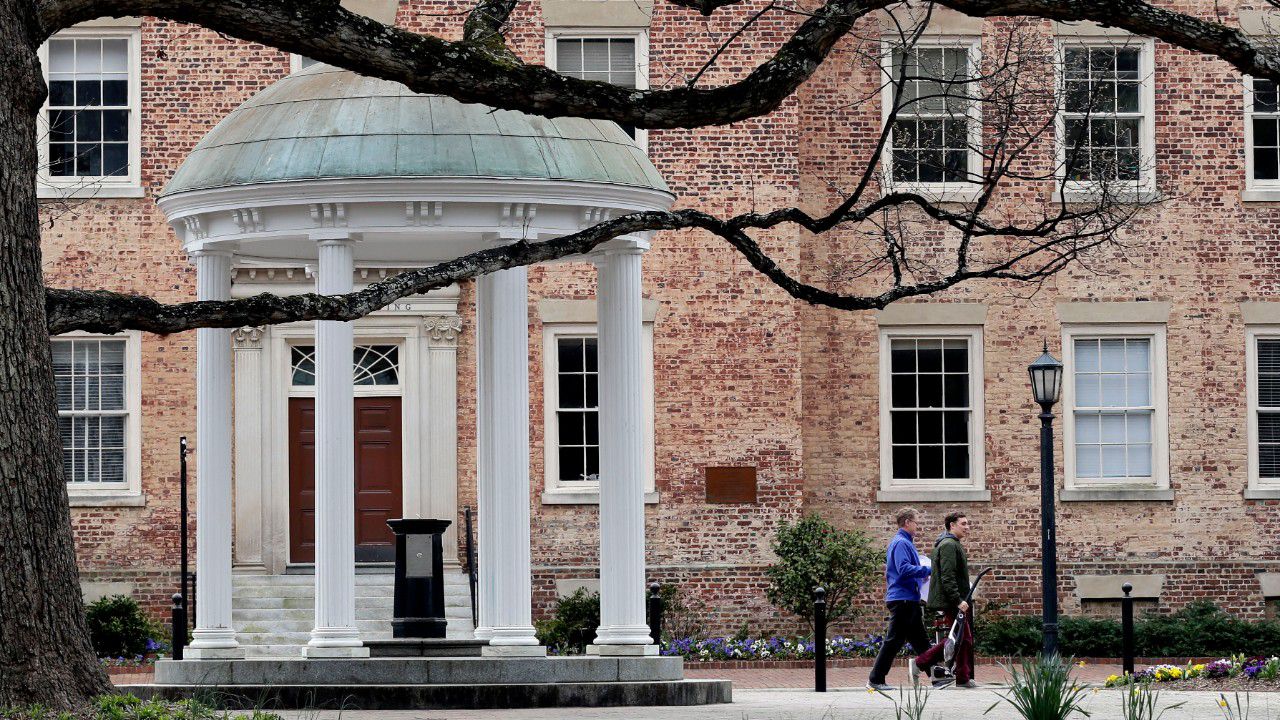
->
[[366, 638, 487, 657], [123, 657, 731, 709]]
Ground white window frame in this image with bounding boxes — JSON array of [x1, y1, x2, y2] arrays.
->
[[545, 28, 649, 152], [37, 26, 144, 199], [1053, 36, 1157, 200], [1243, 75, 1280, 201], [879, 36, 984, 203], [1246, 326, 1280, 497], [54, 330, 144, 506], [1061, 323, 1169, 495], [541, 321, 656, 504], [877, 325, 988, 502]]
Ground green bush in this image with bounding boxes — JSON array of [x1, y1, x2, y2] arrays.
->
[[976, 602, 1280, 658], [657, 583, 705, 643], [534, 587, 600, 655], [84, 596, 154, 659], [764, 513, 880, 630]]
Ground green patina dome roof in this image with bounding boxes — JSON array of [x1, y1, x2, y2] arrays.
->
[[163, 64, 667, 195]]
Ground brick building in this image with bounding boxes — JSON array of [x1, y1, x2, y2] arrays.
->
[[40, 0, 1280, 654]]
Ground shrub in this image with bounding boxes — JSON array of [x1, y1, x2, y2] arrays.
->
[[764, 513, 880, 630], [976, 615, 1042, 657], [534, 587, 599, 655], [84, 596, 154, 659], [985, 655, 1090, 720], [657, 583, 706, 643], [1060, 616, 1122, 658]]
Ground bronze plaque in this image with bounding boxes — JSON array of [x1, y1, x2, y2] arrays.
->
[[705, 466, 758, 503]]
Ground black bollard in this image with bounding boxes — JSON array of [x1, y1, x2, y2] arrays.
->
[[171, 593, 186, 661], [648, 583, 664, 647], [814, 586, 827, 692], [1121, 582, 1135, 675]]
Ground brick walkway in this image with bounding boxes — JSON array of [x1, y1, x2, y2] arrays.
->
[[684, 661, 1123, 689]]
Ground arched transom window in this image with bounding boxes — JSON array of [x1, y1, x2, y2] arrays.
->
[[291, 344, 399, 386]]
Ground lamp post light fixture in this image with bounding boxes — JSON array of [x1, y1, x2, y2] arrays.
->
[[1028, 341, 1064, 658]]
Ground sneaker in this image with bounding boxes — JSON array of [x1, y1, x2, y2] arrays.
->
[[909, 658, 923, 681], [867, 682, 896, 692], [931, 677, 955, 689], [958, 680, 979, 689]]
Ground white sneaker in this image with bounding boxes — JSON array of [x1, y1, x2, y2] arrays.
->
[[908, 658, 922, 681]]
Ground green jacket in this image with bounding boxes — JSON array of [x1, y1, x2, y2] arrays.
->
[[927, 533, 970, 611]]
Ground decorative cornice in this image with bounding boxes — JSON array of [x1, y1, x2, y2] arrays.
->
[[233, 326, 266, 347], [423, 315, 464, 344]]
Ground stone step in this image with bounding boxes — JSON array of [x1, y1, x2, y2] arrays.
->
[[233, 607, 392, 622], [233, 572, 469, 585], [237, 619, 394, 634]]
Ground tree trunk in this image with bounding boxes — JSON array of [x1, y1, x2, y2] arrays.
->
[[0, 0, 113, 707]]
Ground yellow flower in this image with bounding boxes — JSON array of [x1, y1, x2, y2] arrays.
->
[[1220, 700, 1229, 707], [1077, 660, 1087, 667]]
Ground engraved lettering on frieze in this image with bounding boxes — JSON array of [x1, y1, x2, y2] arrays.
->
[[233, 326, 266, 348], [423, 315, 464, 344]]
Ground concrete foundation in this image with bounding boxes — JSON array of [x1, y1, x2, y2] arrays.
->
[[132, 656, 730, 709]]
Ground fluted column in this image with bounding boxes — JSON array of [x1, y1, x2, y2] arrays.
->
[[305, 235, 368, 657], [187, 249, 243, 659], [478, 264, 544, 656], [591, 247, 655, 654], [473, 284, 495, 642]]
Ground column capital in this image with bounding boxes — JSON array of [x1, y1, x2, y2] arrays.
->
[[187, 247, 234, 262], [232, 326, 266, 348], [423, 314, 464, 345], [309, 230, 362, 245], [588, 238, 649, 263]]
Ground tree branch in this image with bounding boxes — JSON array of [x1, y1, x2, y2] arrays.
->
[[38, 0, 883, 129]]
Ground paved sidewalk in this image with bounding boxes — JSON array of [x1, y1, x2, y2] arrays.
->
[[276, 687, 1280, 719], [683, 661, 1121, 689]]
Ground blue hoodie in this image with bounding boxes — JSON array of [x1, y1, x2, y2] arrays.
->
[[884, 528, 931, 602]]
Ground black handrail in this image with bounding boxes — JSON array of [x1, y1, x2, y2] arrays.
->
[[464, 506, 478, 628]]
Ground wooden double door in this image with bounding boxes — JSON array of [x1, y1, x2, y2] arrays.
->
[[288, 397, 403, 563]]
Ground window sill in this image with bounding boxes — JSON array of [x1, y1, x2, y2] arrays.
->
[[1241, 189, 1280, 203], [1051, 188, 1162, 205], [876, 488, 991, 503], [68, 491, 146, 507], [38, 184, 146, 200], [1244, 487, 1280, 500], [884, 184, 986, 204], [1060, 487, 1173, 502], [541, 490, 660, 505]]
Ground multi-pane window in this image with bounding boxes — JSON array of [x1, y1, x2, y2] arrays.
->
[[888, 45, 976, 184], [1255, 337, 1280, 480], [1070, 338, 1154, 481], [54, 339, 127, 485], [1059, 44, 1147, 184], [1248, 77, 1280, 183], [888, 337, 973, 482], [553, 37, 643, 140], [46, 36, 132, 178], [290, 344, 400, 386], [555, 337, 599, 483]]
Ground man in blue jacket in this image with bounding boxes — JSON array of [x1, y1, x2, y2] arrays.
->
[[867, 507, 932, 691]]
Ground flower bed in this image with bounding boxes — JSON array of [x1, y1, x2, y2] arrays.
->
[[661, 635, 883, 662], [1105, 655, 1280, 689]]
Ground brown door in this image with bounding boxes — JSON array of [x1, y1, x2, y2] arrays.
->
[[288, 397, 404, 563]]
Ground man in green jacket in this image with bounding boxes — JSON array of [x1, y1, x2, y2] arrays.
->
[[912, 511, 976, 687]]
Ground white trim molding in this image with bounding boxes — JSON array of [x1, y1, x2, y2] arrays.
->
[[878, 35, 984, 203], [1060, 322, 1172, 501], [539, 301, 657, 505], [1245, 324, 1280, 499], [55, 330, 144, 506], [37, 26, 144, 200], [1243, 74, 1280, 203], [877, 324, 989, 503]]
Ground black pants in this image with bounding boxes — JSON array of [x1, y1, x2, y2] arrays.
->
[[869, 600, 931, 685]]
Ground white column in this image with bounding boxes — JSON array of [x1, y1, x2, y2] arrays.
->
[[232, 326, 266, 570], [592, 247, 656, 654], [478, 265, 544, 656], [305, 236, 368, 658], [473, 284, 494, 642], [187, 249, 243, 659]]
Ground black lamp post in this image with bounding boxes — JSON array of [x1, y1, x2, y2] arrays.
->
[[1028, 341, 1064, 658]]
